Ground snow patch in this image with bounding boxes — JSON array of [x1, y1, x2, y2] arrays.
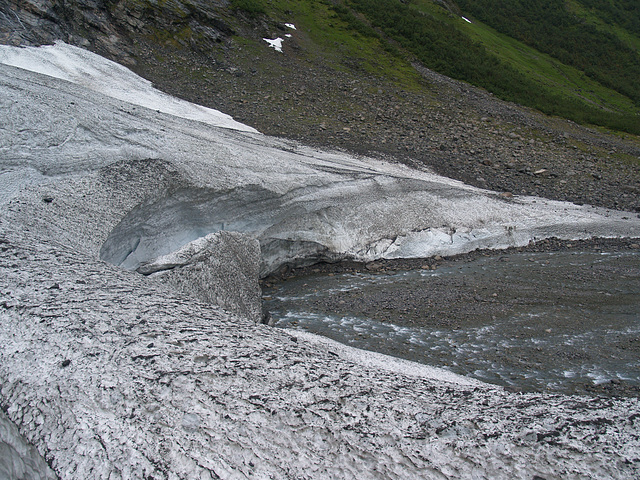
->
[[264, 23, 296, 52], [462, 16, 472, 23], [263, 37, 284, 53], [0, 42, 258, 133]]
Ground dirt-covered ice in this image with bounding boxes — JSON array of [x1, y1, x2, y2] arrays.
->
[[1, 43, 640, 479]]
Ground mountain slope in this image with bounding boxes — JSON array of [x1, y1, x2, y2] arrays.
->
[[1, 0, 639, 212], [454, 0, 640, 127], [3, 0, 638, 131]]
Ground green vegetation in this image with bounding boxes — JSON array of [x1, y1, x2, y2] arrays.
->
[[237, 0, 425, 88], [218, 0, 640, 135], [230, 0, 267, 17], [324, 0, 639, 135], [343, 0, 533, 94], [565, 0, 640, 53], [455, 0, 640, 104], [578, 0, 640, 37]]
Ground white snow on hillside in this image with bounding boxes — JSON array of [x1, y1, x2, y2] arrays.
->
[[0, 42, 258, 133], [263, 37, 284, 52], [263, 23, 297, 52]]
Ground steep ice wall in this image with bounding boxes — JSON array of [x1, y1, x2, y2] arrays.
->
[[142, 231, 263, 323], [100, 172, 639, 276], [1, 43, 640, 479]]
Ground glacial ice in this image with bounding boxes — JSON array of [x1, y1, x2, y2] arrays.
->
[[0, 42, 258, 133], [1, 42, 639, 479]]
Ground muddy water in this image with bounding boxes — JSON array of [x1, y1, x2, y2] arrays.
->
[[263, 250, 640, 395]]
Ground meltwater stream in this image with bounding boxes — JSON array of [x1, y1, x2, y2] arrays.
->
[[264, 249, 640, 395]]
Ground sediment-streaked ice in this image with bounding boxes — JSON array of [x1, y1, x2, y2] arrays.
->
[[1, 42, 639, 479], [2, 42, 638, 275]]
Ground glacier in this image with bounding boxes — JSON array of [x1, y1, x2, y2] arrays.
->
[[1, 42, 639, 479]]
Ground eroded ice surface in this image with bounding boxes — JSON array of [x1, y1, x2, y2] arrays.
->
[[1, 43, 640, 479]]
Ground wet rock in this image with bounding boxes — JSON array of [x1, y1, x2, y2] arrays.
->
[[585, 379, 640, 397], [366, 261, 383, 271]]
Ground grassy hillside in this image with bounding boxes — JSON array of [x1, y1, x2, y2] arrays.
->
[[455, 0, 640, 101], [228, 0, 640, 135]]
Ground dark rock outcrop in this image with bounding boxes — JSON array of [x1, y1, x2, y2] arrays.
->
[[0, 0, 236, 65]]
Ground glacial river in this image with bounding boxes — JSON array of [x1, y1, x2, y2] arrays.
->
[[263, 250, 640, 395]]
